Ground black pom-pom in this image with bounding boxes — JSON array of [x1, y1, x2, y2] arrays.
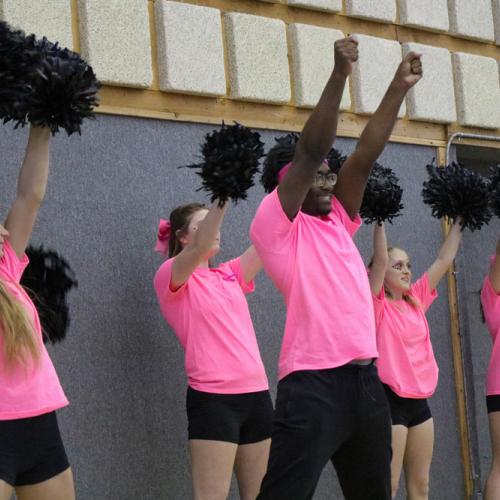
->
[[185, 123, 265, 206], [0, 21, 100, 134], [326, 147, 347, 174], [25, 40, 100, 135], [21, 246, 78, 344], [0, 22, 42, 123], [488, 165, 500, 219], [422, 161, 492, 231], [360, 162, 404, 224]]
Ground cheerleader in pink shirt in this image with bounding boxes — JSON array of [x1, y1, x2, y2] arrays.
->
[[0, 127, 74, 500], [368, 220, 462, 500], [154, 200, 272, 500], [481, 239, 500, 500]]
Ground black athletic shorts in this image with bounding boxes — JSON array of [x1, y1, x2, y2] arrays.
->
[[487, 395, 500, 413], [383, 385, 432, 428], [186, 387, 273, 444], [0, 411, 70, 486]]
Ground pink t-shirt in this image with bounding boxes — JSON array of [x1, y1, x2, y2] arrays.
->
[[373, 273, 439, 398], [250, 189, 378, 381], [154, 257, 269, 394], [481, 268, 500, 396], [0, 240, 68, 420]]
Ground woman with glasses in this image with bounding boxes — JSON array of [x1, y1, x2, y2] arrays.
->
[[368, 220, 462, 499]]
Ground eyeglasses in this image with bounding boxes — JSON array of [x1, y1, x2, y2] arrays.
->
[[313, 173, 337, 188]]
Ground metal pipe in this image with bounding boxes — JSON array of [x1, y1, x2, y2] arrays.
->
[[446, 132, 500, 164]]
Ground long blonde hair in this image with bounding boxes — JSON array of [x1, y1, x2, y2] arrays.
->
[[0, 279, 40, 365]]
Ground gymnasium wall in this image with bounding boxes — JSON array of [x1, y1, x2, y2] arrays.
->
[[1, 116, 465, 499]]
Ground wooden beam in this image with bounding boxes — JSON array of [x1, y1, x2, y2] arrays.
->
[[437, 146, 474, 498]]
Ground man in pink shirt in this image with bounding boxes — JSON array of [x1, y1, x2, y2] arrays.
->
[[250, 37, 423, 499]]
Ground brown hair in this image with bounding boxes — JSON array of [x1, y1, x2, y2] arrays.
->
[[0, 279, 40, 365], [168, 203, 207, 258]]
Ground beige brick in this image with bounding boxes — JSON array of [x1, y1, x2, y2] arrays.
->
[[224, 13, 290, 104], [452, 53, 500, 129], [0, 0, 73, 49], [448, 0, 495, 42], [351, 34, 405, 117], [155, 1, 225, 96], [493, 0, 500, 45], [397, 0, 449, 32], [402, 43, 455, 124], [345, 0, 396, 23], [289, 24, 350, 109], [286, 0, 342, 13], [78, 0, 152, 88]]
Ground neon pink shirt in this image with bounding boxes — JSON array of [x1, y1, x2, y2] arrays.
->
[[481, 265, 500, 396], [373, 273, 439, 398], [154, 257, 269, 394], [0, 240, 68, 420], [250, 188, 378, 381]]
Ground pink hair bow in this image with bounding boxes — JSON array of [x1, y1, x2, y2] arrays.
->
[[154, 219, 171, 255]]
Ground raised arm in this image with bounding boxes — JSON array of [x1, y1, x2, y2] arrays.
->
[[278, 37, 358, 219], [334, 52, 423, 219], [4, 126, 51, 259], [369, 222, 389, 295], [239, 245, 262, 284], [489, 237, 500, 293], [426, 219, 462, 290], [171, 201, 228, 289]]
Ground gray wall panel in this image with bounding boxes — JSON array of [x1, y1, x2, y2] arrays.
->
[[0, 117, 466, 499]]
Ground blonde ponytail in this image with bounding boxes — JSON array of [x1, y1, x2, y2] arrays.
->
[[0, 280, 40, 365]]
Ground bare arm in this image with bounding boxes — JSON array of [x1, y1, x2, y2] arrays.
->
[[489, 237, 500, 293], [239, 245, 262, 284], [334, 52, 423, 219], [4, 126, 51, 258], [171, 201, 228, 289], [278, 37, 358, 220], [426, 219, 462, 290], [369, 222, 389, 295]]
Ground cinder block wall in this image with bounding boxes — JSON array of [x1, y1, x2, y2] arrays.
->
[[0, 0, 498, 130]]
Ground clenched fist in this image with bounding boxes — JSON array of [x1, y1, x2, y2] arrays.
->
[[392, 51, 423, 90], [333, 36, 359, 78]]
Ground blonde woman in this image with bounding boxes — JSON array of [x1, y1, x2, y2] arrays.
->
[[0, 126, 74, 500]]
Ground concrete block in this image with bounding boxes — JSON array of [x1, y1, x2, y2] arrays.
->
[[452, 52, 500, 129], [402, 43, 455, 123], [286, 0, 342, 13], [155, 1, 225, 96], [345, 0, 396, 24], [351, 34, 405, 117], [448, 0, 495, 42], [224, 12, 290, 104], [493, 0, 500, 45], [397, 0, 449, 32], [78, 0, 152, 88], [289, 23, 350, 109], [0, 0, 73, 49]]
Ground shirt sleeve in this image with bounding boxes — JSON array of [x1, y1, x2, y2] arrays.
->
[[371, 286, 386, 326], [482, 274, 500, 335], [0, 240, 29, 283], [153, 257, 188, 303], [250, 189, 295, 251], [410, 273, 438, 312], [225, 258, 255, 294], [331, 196, 362, 237]]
